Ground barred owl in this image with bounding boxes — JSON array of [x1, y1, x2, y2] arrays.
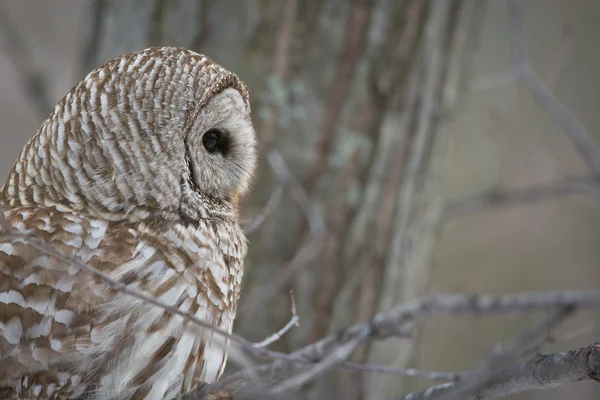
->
[[0, 47, 257, 399]]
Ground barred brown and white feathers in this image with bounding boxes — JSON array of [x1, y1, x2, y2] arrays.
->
[[0, 47, 257, 399]]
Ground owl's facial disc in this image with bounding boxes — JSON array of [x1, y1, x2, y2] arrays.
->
[[186, 88, 257, 203]]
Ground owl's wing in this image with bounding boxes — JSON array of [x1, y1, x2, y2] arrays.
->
[[0, 205, 136, 398]]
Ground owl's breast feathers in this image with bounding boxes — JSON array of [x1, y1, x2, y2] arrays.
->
[[0, 204, 247, 400]]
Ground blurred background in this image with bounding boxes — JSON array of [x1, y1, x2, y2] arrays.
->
[[1, 1, 600, 399]]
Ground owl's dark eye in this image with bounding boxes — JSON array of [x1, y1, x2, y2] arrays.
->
[[202, 129, 222, 153]]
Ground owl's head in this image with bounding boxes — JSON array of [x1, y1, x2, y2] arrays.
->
[[1, 47, 258, 223]]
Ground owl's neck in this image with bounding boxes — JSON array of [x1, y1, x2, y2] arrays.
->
[[177, 178, 238, 227]]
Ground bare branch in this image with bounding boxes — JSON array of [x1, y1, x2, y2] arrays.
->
[[0, 2, 53, 120], [221, 290, 600, 394], [508, 0, 600, 180], [397, 343, 600, 400], [442, 174, 599, 220], [368, 292, 600, 335], [271, 332, 367, 393], [435, 307, 574, 400], [339, 362, 457, 382]]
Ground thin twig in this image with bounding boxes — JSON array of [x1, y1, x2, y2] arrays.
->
[[508, 0, 600, 180], [254, 290, 300, 348], [340, 362, 457, 381], [442, 174, 599, 220]]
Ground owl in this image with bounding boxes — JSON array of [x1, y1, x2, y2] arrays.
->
[[0, 47, 257, 399]]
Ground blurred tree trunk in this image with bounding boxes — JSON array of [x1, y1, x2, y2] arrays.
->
[[84, 0, 458, 398]]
